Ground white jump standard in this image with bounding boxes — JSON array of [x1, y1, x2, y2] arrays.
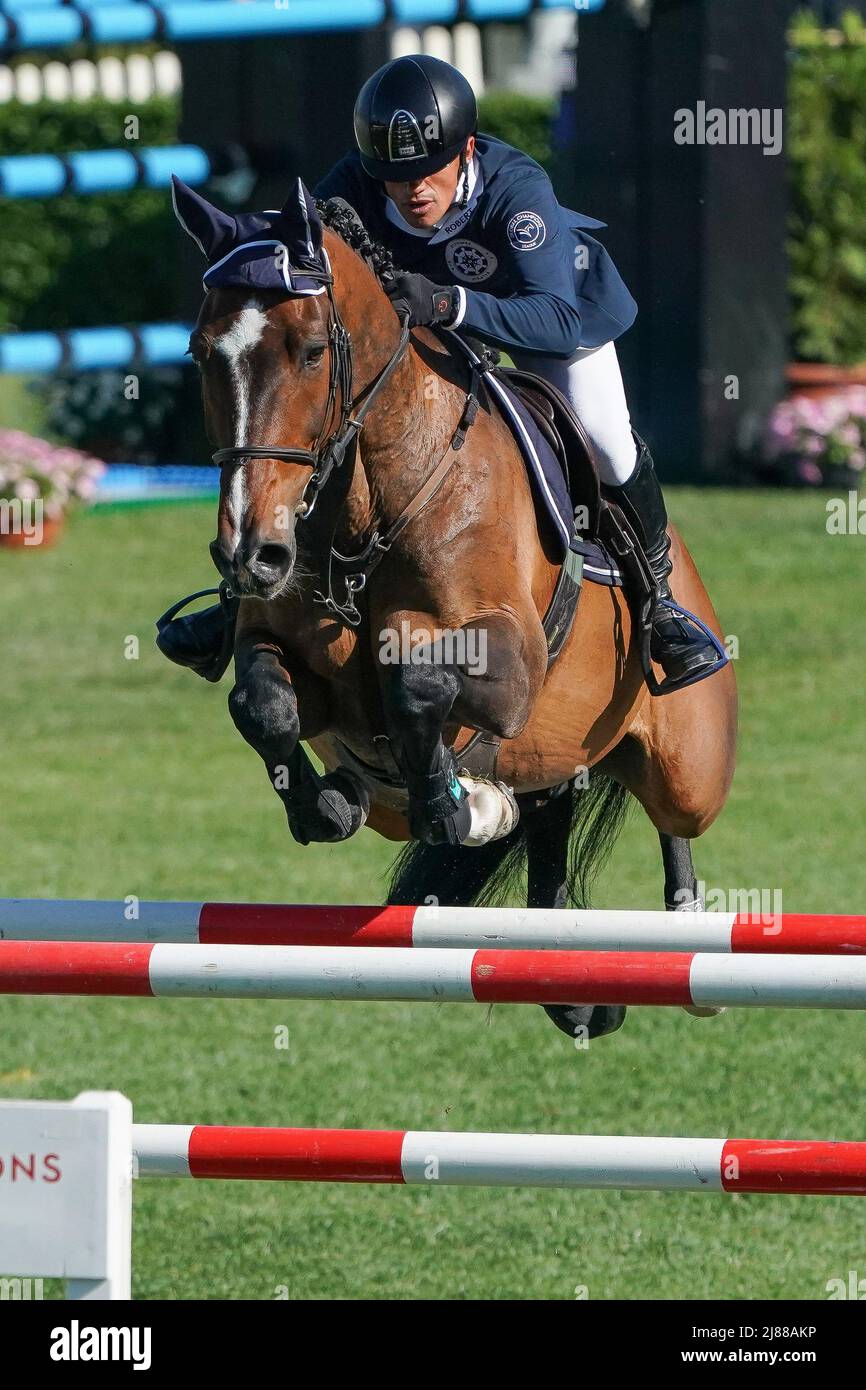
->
[[4, 939, 866, 1008]]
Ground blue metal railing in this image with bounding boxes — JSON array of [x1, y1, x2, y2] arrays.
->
[[0, 323, 193, 373], [0, 145, 211, 199], [0, 1, 604, 54]]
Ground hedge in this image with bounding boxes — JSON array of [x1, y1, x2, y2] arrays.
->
[[0, 95, 180, 333], [789, 9, 866, 365]]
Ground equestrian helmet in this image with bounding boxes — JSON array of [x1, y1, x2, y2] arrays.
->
[[353, 54, 478, 182]]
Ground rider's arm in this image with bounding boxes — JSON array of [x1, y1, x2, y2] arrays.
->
[[445, 173, 583, 359]]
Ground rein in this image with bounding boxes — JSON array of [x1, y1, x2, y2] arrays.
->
[[210, 238, 482, 628]]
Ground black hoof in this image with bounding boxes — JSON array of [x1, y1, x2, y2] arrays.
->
[[542, 1003, 627, 1041], [285, 770, 369, 845]]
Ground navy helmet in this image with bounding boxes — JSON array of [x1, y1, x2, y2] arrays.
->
[[353, 54, 478, 183]]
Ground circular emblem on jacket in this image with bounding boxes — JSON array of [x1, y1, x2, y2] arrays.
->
[[445, 238, 499, 283], [507, 211, 547, 251]]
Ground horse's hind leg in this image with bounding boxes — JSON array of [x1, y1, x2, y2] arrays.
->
[[526, 787, 626, 1042], [658, 831, 725, 1017], [526, 788, 572, 911], [659, 832, 700, 910]]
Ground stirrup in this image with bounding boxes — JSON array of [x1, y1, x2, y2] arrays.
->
[[646, 599, 730, 696]]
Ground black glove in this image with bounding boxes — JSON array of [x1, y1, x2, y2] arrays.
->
[[386, 272, 459, 328]]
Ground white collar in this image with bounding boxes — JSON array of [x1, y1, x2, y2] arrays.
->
[[384, 155, 482, 245]]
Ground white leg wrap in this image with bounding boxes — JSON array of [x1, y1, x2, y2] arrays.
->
[[457, 778, 520, 847]]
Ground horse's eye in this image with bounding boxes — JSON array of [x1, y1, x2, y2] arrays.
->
[[188, 335, 208, 367], [305, 344, 327, 368]]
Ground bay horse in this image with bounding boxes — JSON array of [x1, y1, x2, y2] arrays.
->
[[173, 177, 737, 1033]]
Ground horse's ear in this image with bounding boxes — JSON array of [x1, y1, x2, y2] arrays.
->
[[273, 178, 325, 263], [170, 175, 236, 260]]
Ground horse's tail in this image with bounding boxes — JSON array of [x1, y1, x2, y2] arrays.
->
[[561, 774, 633, 909], [386, 774, 632, 910]]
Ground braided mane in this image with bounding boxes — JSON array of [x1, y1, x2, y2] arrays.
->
[[316, 197, 399, 287]]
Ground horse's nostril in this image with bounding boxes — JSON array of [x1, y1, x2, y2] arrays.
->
[[250, 543, 293, 576]]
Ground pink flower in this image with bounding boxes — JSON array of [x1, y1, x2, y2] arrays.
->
[[0, 429, 105, 509], [796, 459, 823, 485], [836, 422, 864, 448], [794, 397, 829, 428], [802, 433, 825, 455]]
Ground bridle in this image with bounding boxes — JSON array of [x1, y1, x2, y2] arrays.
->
[[211, 262, 410, 524], [209, 249, 481, 627]]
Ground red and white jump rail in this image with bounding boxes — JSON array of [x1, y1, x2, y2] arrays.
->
[[133, 1123, 866, 1196], [2, 899, 866, 954], [4, 939, 866, 1009]]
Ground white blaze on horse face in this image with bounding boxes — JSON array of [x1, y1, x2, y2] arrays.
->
[[214, 300, 269, 548]]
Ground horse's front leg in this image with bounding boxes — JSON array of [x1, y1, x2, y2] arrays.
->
[[228, 636, 369, 845], [378, 610, 536, 847], [381, 651, 469, 846]]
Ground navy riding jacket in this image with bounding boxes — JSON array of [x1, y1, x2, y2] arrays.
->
[[314, 134, 636, 358]]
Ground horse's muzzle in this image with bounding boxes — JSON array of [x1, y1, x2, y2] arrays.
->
[[209, 535, 295, 598]]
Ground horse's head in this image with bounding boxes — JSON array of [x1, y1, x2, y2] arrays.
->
[[173, 176, 355, 598]]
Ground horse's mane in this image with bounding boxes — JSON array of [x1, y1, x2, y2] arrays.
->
[[316, 197, 398, 288]]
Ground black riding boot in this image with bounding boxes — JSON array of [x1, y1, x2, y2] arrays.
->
[[155, 584, 238, 683], [609, 438, 726, 691]]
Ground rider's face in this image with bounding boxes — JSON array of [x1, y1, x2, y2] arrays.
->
[[384, 136, 476, 229]]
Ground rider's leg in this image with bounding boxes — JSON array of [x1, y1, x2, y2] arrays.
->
[[155, 584, 237, 681], [512, 339, 638, 484], [510, 340, 723, 688]]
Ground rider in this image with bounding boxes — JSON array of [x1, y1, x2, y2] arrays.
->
[[159, 53, 723, 690]]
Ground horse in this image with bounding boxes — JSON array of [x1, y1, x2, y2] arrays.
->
[[173, 177, 737, 1028]]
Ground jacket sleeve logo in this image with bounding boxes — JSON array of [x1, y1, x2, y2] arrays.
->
[[445, 238, 499, 283], [507, 211, 547, 251]]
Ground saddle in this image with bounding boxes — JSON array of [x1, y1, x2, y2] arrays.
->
[[481, 350, 665, 696], [470, 345, 663, 670], [495, 364, 602, 538]]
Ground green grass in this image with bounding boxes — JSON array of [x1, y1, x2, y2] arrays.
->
[[1, 491, 865, 1300]]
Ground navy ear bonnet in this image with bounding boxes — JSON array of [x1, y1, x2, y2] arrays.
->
[[171, 174, 329, 295]]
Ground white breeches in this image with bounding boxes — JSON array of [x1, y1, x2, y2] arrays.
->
[[509, 340, 639, 487]]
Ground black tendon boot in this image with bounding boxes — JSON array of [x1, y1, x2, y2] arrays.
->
[[610, 438, 728, 693]]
